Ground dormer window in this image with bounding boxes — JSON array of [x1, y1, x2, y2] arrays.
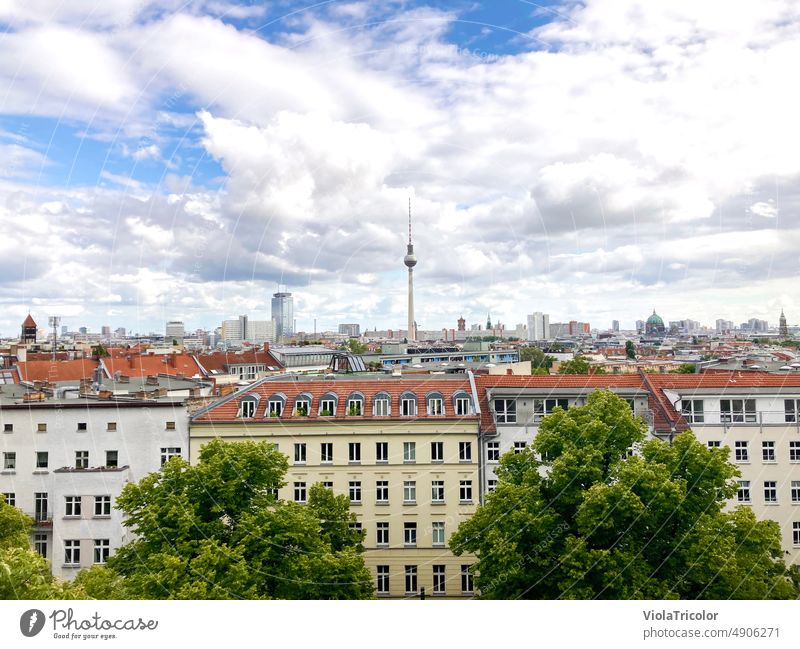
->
[[347, 393, 364, 416], [373, 393, 391, 416], [319, 394, 338, 417], [238, 396, 258, 418], [268, 401, 283, 417], [400, 392, 418, 417], [427, 393, 444, 416], [454, 394, 472, 415], [294, 396, 311, 417]]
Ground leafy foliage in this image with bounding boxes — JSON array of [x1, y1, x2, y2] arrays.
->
[[520, 347, 555, 373], [450, 390, 798, 599], [557, 356, 604, 374], [669, 363, 696, 374], [625, 340, 636, 359]]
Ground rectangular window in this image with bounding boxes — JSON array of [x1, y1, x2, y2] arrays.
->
[[294, 482, 307, 503], [75, 451, 89, 469], [401, 398, 417, 416], [790, 441, 800, 462], [794, 522, 800, 547], [433, 565, 446, 594], [268, 401, 283, 417], [76, 422, 87, 432], [791, 481, 800, 503], [431, 480, 445, 503], [239, 400, 256, 418], [348, 442, 361, 463], [428, 398, 443, 416], [374, 398, 390, 417], [165, 421, 176, 430], [488, 479, 498, 493], [459, 441, 472, 462], [65, 496, 81, 517], [320, 443, 333, 463], [461, 565, 474, 593], [160, 447, 181, 466], [459, 480, 473, 502], [64, 540, 80, 566], [35, 451, 48, 469], [513, 441, 527, 454], [376, 481, 389, 503], [105, 450, 118, 468], [94, 496, 111, 517], [294, 443, 306, 464], [3, 423, 12, 432], [737, 480, 751, 503], [494, 399, 516, 424], [34, 533, 47, 558], [3, 492, 15, 506], [376, 441, 388, 463], [707, 440, 721, 449], [487, 441, 500, 461], [376, 566, 390, 594], [347, 399, 362, 416], [107, 422, 117, 431], [764, 481, 777, 503], [432, 521, 445, 547], [294, 401, 309, 417], [349, 481, 362, 503], [455, 397, 472, 416], [376, 522, 389, 546], [785, 399, 800, 423], [403, 481, 416, 504], [405, 566, 418, 594], [321, 481, 333, 489], [320, 398, 336, 416], [34, 493, 48, 521], [681, 399, 705, 424], [94, 539, 110, 564], [720, 399, 756, 423], [403, 442, 416, 463], [3, 452, 16, 470], [734, 441, 749, 462], [431, 441, 443, 463], [762, 441, 776, 462], [37, 423, 47, 432], [404, 522, 417, 547]]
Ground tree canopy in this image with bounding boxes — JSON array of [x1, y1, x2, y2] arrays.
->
[[450, 390, 798, 599], [81, 439, 373, 599], [625, 340, 636, 360], [557, 356, 604, 374], [520, 347, 555, 374]]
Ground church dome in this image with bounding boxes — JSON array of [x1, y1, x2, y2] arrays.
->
[[646, 310, 664, 326]]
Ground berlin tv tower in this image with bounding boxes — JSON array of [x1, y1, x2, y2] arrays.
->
[[404, 199, 417, 342]]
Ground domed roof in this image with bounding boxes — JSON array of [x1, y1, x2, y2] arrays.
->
[[646, 310, 664, 326]]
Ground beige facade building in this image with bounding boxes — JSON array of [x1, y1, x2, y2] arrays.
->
[[191, 375, 481, 598]]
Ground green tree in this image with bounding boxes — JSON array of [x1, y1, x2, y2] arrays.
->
[[557, 356, 604, 374], [450, 390, 798, 599], [103, 440, 373, 599], [670, 363, 696, 374], [520, 347, 555, 373], [91, 343, 109, 357], [347, 339, 368, 354], [625, 340, 636, 360]]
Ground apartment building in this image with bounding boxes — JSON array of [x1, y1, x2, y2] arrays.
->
[[190, 374, 481, 598]]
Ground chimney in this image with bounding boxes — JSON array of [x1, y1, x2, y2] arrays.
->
[[506, 368, 513, 375], [127, 354, 134, 369], [262, 342, 270, 352], [168, 353, 176, 368]]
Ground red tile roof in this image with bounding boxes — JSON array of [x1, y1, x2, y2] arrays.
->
[[195, 350, 283, 375], [17, 358, 99, 382], [102, 354, 203, 379], [22, 314, 37, 327]]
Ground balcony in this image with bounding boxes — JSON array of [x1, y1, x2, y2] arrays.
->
[[28, 512, 53, 529], [681, 410, 800, 432]]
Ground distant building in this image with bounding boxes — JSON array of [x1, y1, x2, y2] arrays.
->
[[612, 320, 620, 332], [101, 326, 111, 339], [779, 310, 789, 338], [526, 312, 550, 341], [644, 310, 666, 336], [20, 314, 37, 343], [165, 321, 185, 343], [338, 324, 361, 337], [271, 292, 294, 341], [114, 327, 126, 339], [635, 319, 645, 334], [715, 319, 734, 334], [457, 316, 466, 332]]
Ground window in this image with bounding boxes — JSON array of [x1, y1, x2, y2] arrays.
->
[[37, 423, 47, 432], [3, 492, 14, 506], [349, 442, 361, 463], [3, 423, 12, 432], [734, 441, 749, 462], [75, 451, 89, 469], [433, 565, 446, 594], [400, 395, 417, 417], [764, 481, 777, 503], [487, 442, 500, 461], [431, 441, 443, 463], [431, 480, 445, 503], [513, 441, 527, 454], [785, 399, 800, 423], [320, 443, 333, 463], [239, 399, 256, 418], [64, 540, 80, 566], [461, 565, 474, 593], [3, 452, 16, 470], [459, 441, 472, 462], [347, 399, 362, 416], [720, 399, 756, 423], [77, 422, 87, 431], [319, 398, 336, 416], [65, 496, 81, 517], [707, 440, 721, 449], [455, 396, 472, 415], [432, 521, 445, 547], [762, 441, 776, 463], [403, 442, 416, 463], [403, 481, 416, 504], [294, 443, 306, 464], [737, 480, 751, 503], [105, 450, 118, 468], [488, 479, 498, 493], [321, 481, 333, 489], [376, 522, 389, 546], [348, 521, 362, 536], [374, 396, 390, 416], [268, 400, 283, 417], [404, 522, 417, 547], [294, 399, 310, 416], [94, 539, 110, 564], [34, 493, 48, 521], [427, 398, 443, 416], [294, 482, 307, 503], [376, 566, 390, 594], [349, 481, 362, 503], [405, 566, 418, 594], [160, 447, 181, 466], [791, 481, 800, 504], [494, 399, 516, 424], [376, 441, 388, 463], [107, 422, 117, 431], [794, 522, 800, 547], [459, 480, 473, 502], [35, 451, 48, 469], [94, 496, 111, 517], [34, 533, 47, 558], [534, 398, 570, 420], [790, 441, 800, 462], [681, 399, 705, 424], [166, 421, 176, 430], [376, 481, 389, 503]]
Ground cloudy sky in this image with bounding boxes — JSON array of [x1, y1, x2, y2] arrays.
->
[[1, 0, 798, 336]]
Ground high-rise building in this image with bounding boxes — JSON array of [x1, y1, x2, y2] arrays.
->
[[635, 320, 645, 334], [271, 292, 294, 341], [403, 201, 417, 342], [715, 319, 733, 334], [101, 325, 111, 339], [526, 312, 550, 341], [248, 320, 275, 344], [612, 320, 620, 332], [780, 310, 789, 338], [457, 316, 465, 332], [114, 327, 126, 339], [166, 321, 185, 343], [222, 315, 248, 346], [338, 324, 361, 337]]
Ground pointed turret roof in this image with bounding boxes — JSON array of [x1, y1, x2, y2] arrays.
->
[[22, 313, 36, 327]]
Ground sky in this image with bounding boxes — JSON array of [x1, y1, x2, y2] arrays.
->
[[0, 0, 799, 336]]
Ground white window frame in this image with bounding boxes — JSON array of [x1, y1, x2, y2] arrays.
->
[[431, 521, 445, 547], [65, 496, 81, 517], [3, 451, 16, 470], [319, 398, 336, 416], [405, 565, 418, 594], [376, 441, 388, 463], [294, 482, 307, 503], [513, 441, 527, 454], [487, 441, 500, 461], [494, 399, 516, 424], [707, 440, 721, 449], [94, 495, 111, 517], [488, 479, 498, 493], [403, 441, 416, 463], [455, 396, 472, 416], [734, 440, 749, 462], [459, 480, 473, 503], [403, 481, 416, 504], [348, 442, 361, 463], [294, 443, 307, 464], [681, 399, 704, 424], [294, 399, 310, 417], [93, 539, 110, 564], [64, 540, 81, 566], [737, 480, 751, 503], [785, 399, 800, 423], [374, 397, 390, 417], [431, 480, 445, 503], [762, 441, 776, 463], [458, 441, 472, 462], [427, 398, 444, 416], [461, 565, 474, 593], [376, 481, 389, 503], [721, 399, 756, 423], [376, 522, 389, 546], [347, 399, 363, 416], [401, 397, 417, 417], [403, 522, 417, 547], [268, 400, 283, 417], [320, 442, 333, 464], [764, 481, 778, 503], [376, 566, 390, 594], [3, 492, 15, 506], [431, 441, 443, 463], [239, 399, 256, 418], [432, 565, 446, 594], [794, 522, 800, 547], [160, 447, 181, 466], [349, 481, 362, 504], [791, 481, 800, 504], [791, 441, 800, 462], [75, 450, 89, 469]]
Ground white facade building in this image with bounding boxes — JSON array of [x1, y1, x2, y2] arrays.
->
[[526, 312, 550, 341]]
